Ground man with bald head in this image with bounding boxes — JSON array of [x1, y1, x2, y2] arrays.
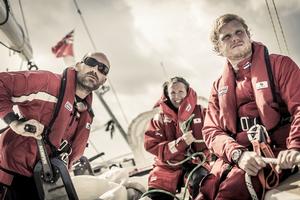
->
[[0, 52, 110, 199]]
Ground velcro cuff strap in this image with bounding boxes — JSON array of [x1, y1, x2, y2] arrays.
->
[[3, 112, 19, 125], [0, 169, 14, 186]]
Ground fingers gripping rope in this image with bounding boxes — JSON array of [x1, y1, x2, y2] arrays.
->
[[179, 114, 195, 133], [246, 124, 279, 200]]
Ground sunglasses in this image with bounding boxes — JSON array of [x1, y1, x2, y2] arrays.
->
[[82, 57, 109, 75]]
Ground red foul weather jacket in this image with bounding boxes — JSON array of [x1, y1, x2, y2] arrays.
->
[[144, 88, 210, 193], [0, 68, 93, 185], [199, 42, 300, 200]]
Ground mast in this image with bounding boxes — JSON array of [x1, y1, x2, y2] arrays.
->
[[0, 0, 32, 61], [73, 0, 129, 144], [94, 89, 128, 143]]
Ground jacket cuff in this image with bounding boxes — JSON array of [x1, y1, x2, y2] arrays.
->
[[227, 146, 247, 164], [3, 112, 19, 125], [175, 137, 188, 152]]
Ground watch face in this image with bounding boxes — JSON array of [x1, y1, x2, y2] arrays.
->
[[232, 149, 242, 163]]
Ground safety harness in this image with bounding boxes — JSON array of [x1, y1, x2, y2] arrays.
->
[[243, 46, 290, 200], [143, 114, 208, 200], [245, 125, 280, 200]]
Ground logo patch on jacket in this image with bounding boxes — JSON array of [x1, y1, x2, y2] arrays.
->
[[256, 81, 268, 90], [150, 176, 157, 182], [218, 86, 228, 96], [86, 123, 91, 130], [185, 103, 192, 112], [64, 101, 73, 111], [243, 62, 251, 69], [193, 118, 202, 123]]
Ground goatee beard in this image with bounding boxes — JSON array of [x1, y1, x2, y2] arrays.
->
[[77, 81, 100, 93]]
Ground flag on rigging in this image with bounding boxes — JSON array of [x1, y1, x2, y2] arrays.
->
[[51, 30, 74, 58]]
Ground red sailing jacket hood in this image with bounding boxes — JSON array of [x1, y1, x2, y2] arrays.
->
[[217, 41, 280, 133], [157, 87, 198, 124]]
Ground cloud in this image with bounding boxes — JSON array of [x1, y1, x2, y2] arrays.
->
[[1, 0, 299, 159]]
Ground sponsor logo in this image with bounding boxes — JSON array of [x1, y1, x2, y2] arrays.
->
[[86, 123, 91, 130], [218, 86, 228, 96], [193, 118, 202, 123], [150, 176, 157, 182], [256, 81, 268, 90], [243, 62, 251, 69], [185, 103, 192, 112], [64, 101, 73, 111]]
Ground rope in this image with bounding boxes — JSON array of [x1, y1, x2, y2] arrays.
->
[[181, 152, 206, 200], [245, 173, 259, 200], [72, 0, 129, 126], [141, 189, 181, 200], [167, 151, 205, 166], [271, 0, 290, 55], [142, 151, 206, 200], [264, 0, 282, 53], [246, 124, 278, 200]]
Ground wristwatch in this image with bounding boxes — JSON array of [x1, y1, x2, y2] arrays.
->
[[3, 112, 19, 125], [231, 149, 243, 164]]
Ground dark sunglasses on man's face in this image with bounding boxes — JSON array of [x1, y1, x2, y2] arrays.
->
[[82, 57, 109, 75]]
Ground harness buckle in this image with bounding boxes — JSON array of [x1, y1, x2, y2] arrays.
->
[[57, 140, 72, 165], [240, 117, 249, 131]]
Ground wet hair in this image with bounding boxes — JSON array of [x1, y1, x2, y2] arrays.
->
[[210, 13, 251, 53], [163, 76, 190, 98]]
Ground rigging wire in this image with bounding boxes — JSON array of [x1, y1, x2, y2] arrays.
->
[[271, 0, 290, 55], [264, 0, 282, 53], [160, 61, 169, 79], [73, 0, 129, 125], [73, 0, 96, 51], [18, 0, 29, 40]]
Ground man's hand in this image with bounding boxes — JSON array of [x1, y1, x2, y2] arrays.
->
[[182, 130, 196, 146], [276, 149, 300, 171], [10, 119, 44, 139], [238, 151, 266, 176]]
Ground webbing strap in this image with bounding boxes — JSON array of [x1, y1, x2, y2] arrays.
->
[[43, 69, 68, 154]]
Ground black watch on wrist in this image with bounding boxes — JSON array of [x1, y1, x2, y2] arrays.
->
[[231, 149, 243, 164], [3, 112, 19, 125]]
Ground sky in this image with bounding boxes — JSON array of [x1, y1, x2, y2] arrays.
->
[[0, 0, 299, 164]]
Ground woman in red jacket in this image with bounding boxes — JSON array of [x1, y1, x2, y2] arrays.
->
[[0, 52, 110, 200], [144, 77, 211, 200]]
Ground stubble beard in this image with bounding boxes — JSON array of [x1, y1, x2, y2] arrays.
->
[[77, 75, 101, 93], [229, 43, 252, 61]]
